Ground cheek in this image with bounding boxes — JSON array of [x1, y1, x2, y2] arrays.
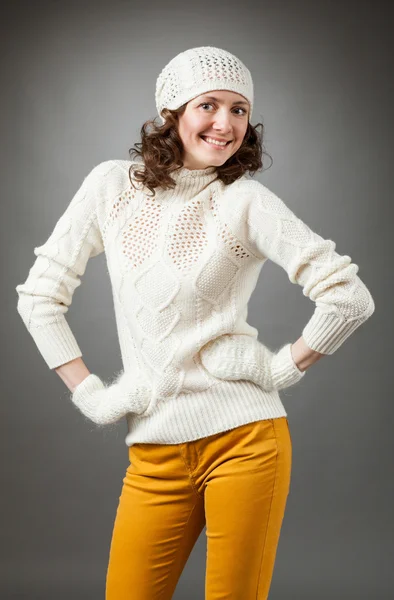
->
[[235, 127, 248, 146], [179, 128, 193, 147], [181, 122, 201, 141], [187, 113, 209, 131]]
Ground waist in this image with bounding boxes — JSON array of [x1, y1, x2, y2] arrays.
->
[[124, 380, 287, 446]]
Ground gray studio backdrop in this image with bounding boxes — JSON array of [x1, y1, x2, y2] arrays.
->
[[2, 0, 391, 598]]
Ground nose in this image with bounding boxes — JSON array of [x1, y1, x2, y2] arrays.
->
[[212, 109, 233, 134]]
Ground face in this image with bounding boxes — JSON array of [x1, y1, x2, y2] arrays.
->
[[177, 90, 250, 170]]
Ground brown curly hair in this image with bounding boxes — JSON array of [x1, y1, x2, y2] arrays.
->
[[127, 104, 273, 197]]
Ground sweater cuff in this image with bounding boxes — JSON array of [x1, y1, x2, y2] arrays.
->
[[301, 301, 375, 355], [27, 321, 84, 369], [270, 343, 306, 390]]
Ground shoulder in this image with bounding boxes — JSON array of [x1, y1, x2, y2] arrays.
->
[[217, 176, 299, 231], [83, 159, 144, 197], [224, 176, 294, 214], [219, 176, 273, 209], [85, 158, 139, 183], [225, 176, 271, 197]]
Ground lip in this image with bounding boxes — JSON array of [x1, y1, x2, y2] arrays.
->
[[200, 135, 232, 149]]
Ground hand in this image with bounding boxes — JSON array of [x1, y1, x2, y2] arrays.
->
[[199, 334, 306, 392], [70, 370, 154, 426]]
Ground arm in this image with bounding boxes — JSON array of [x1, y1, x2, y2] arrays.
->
[[15, 161, 155, 423], [231, 179, 375, 356], [200, 181, 375, 392], [15, 161, 113, 371]]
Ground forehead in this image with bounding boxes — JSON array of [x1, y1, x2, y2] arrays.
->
[[191, 90, 249, 105]]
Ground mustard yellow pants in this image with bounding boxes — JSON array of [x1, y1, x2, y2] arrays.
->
[[105, 416, 292, 599]]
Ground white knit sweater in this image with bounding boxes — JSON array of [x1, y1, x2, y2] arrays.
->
[[16, 159, 375, 446]]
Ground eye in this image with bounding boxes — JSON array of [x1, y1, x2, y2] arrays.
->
[[200, 103, 214, 111], [199, 103, 247, 116]]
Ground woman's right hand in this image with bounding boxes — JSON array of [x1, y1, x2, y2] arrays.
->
[[70, 371, 153, 426]]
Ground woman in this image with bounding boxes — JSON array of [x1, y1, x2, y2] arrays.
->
[[15, 46, 375, 599]]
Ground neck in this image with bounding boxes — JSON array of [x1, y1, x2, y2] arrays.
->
[[165, 164, 218, 201]]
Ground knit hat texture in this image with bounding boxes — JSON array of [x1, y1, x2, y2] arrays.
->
[[155, 46, 254, 124]]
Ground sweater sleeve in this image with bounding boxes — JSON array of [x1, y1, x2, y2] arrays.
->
[[225, 179, 375, 355], [15, 162, 108, 369]]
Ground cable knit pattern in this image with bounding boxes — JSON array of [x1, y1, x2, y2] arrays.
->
[[15, 159, 375, 446]]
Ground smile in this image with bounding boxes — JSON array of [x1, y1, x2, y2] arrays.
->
[[200, 136, 232, 150]]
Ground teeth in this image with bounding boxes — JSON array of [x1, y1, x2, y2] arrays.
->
[[203, 137, 228, 146]]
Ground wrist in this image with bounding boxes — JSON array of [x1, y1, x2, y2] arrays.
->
[[291, 337, 324, 371], [71, 373, 105, 404], [70, 374, 91, 393], [290, 344, 306, 372], [55, 358, 92, 393]]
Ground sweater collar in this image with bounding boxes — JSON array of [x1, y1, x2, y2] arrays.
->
[[166, 165, 219, 201], [171, 165, 217, 180]]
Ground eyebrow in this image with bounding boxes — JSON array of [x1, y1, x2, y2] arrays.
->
[[198, 95, 249, 107]]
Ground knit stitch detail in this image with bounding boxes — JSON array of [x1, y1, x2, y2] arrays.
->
[[155, 46, 254, 123], [16, 158, 375, 444], [200, 335, 305, 392]]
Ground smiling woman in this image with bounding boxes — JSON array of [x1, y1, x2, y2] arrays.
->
[[15, 44, 375, 600], [177, 89, 250, 166], [128, 53, 272, 195]]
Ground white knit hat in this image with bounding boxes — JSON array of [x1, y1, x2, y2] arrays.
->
[[155, 46, 254, 124]]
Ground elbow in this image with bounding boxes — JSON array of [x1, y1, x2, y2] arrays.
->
[[16, 290, 32, 326], [364, 291, 375, 319], [351, 286, 375, 324]]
